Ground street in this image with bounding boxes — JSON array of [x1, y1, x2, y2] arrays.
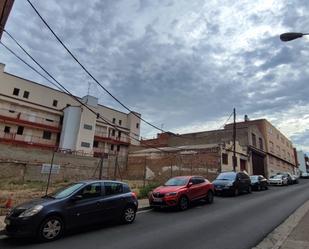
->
[[1, 179, 309, 249]]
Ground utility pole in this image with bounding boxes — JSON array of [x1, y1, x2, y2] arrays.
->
[[233, 108, 237, 172], [99, 153, 104, 180], [45, 148, 56, 196]]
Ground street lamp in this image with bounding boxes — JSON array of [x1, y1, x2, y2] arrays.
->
[[280, 32, 309, 42]]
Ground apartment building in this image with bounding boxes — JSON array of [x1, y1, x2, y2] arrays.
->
[[0, 63, 141, 157], [225, 119, 296, 176]]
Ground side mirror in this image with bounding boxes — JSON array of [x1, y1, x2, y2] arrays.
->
[[187, 182, 193, 187], [71, 194, 83, 201]]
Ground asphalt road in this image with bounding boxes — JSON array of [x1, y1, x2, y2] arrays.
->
[[1, 179, 309, 249]]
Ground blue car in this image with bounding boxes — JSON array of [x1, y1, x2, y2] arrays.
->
[[4, 180, 138, 241]]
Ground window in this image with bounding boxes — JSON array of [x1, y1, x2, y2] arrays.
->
[[222, 153, 228, 164], [43, 131, 52, 140], [93, 141, 98, 148], [136, 123, 139, 129], [83, 124, 93, 130], [119, 120, 122, 126], [118, 131, 121, 138], [117, 145, 120, 152], [4, 126, 10, 133], [81, 142, 90, 148], [45, 118, 54, 122], [17, 126, 24, 135], [276, 145, 280, 156], [259, 138, 263, 150], [13, 88, 20, 96], [23, 91, 29, 99], [111, 144, 114, 151], [112, 129, 115, 136], [112, 118, 116, 124], [269, 141, 274, 153], [252, 133, 257, 147], [53, 100, 58, 107], [78, 183, 102, 199], [9, 110, 15, 113], [104, 182, 123, 196]]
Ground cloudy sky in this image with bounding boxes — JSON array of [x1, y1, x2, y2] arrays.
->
[[1, 0, 309, 152]]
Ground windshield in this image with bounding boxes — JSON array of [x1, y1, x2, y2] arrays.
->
[[164, 177, 188, 186], [49, 183, 85, 199], [250, 176, 258, 181], [271, 175, 282, 179], [216, 172, 236, 181]]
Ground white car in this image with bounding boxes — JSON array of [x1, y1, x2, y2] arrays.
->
[[301, 172, 309, 179], [268, 175, 288, 186]]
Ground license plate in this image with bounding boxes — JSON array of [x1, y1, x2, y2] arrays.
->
[[4, 218, 10, 225], [153, 197, 162, 202]]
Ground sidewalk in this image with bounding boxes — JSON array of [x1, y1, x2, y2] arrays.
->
[[0, 199, 150, 233], [280, 209, 309, 249], [254, 200, 309, 249]]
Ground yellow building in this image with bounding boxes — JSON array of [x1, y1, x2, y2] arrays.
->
[[0, 63, 141, 157]]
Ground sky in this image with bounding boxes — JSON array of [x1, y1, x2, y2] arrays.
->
[[1, 0, 309, 152]]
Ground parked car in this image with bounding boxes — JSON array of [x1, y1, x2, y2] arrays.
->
[[278, 172, 293, 185], [212, 171, 252, 196], [291, 175, 299, 184], [250, 175, 268, 191], [268, 175, 288, 186], [149, 176, 214, 211], [4, 180, 138, 241], [300, 172, 309, 179]]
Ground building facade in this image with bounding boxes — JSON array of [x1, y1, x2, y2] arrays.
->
[[0, 63, 141, 157]]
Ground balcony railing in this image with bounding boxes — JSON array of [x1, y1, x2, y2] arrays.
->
[[94, 132, 130, 144], [0, 108, 60, 129], [0, 131, 57, 147]]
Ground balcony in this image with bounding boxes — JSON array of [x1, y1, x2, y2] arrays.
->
[[94, 132, 130, 145], [0, 131, 57, 149], [0, 108, 60, 132]]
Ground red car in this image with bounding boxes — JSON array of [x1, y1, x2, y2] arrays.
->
[[149, 176, 214, 211]]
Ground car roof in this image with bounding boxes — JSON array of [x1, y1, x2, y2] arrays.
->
[[77, 179, 127, 185]]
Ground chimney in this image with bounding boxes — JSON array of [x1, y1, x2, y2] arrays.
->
[[0, 63, 5, 72]]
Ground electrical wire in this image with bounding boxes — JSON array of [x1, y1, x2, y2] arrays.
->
[[26, 0, 168, 133], [0, 30, 174, 153]]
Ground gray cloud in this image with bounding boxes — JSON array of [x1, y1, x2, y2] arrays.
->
[[1, 0, 309, 152]]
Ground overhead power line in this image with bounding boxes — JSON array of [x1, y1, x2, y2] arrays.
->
[[26, 0, 169, 134], [0, 30, 173, 153]]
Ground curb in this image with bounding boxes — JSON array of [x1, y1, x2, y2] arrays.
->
[[137, 206, 152, 212], [252, 199, 309, 249]]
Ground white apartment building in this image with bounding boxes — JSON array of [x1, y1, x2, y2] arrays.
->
[[0, 63, 141, 157]]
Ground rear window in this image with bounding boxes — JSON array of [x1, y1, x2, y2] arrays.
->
[[104, 182, 123, 196], [216, 172, 236, 181]]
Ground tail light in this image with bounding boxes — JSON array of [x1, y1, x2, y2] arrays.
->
[[131, 192, 137, 199]]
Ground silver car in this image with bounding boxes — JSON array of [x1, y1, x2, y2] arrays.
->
[[268, 175, 288, 186]]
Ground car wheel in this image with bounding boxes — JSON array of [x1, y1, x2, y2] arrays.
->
[[234, 188, 239, 196], [265, 185, 268, 190], [121, 206, 136, 224], [257, 185, 261, 191], [205, 191, 214, 204], [247, 186, 252, 194], [38, 216, 64, 242], [178, 196, 189, 211]]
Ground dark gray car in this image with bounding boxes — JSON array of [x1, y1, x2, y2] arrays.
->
[[4, 180, 138, 241]]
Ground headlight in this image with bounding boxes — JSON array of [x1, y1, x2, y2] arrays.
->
[[19, 205, 43, 218], [165, 192, 177, 197]]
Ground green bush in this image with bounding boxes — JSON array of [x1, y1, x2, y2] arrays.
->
[[138, 183, 160, 199]]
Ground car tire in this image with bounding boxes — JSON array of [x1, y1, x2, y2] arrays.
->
[[257, 185, 261, 191], [205, 191, 214, 204], [233, 188, 239, 196], [265, 186, 268, 190], [121, 206, 136, 224], [38, 216, 64, 242], [247, 186, 252, 194], [178, 196, 189, 211]]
